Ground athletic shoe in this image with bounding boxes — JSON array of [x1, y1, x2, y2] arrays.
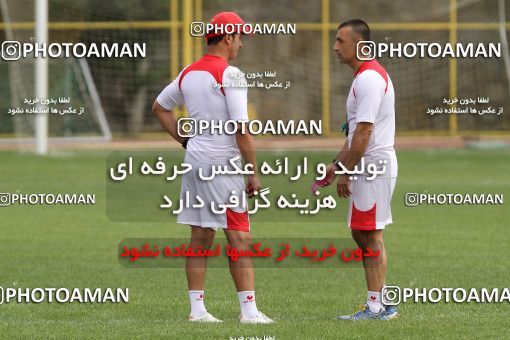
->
[[384, 305, 398, 319], [240, 311, 275, 324], [189, 312, 223, 323], [336, 304, 390, 320]]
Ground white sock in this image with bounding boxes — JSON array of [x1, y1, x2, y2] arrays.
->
[[237, 291, 259, 319], [382, 284, 388, 307], [189, 290, 207, 318], [367, 291, 384, 313]]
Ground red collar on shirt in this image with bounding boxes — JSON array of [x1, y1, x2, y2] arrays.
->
[[353, 59, 389, 93], [203, 54, 229, 63], [354, 59, 379, 77]]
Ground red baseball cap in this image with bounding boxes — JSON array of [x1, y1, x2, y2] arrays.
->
[[205, 11, 250, 41]]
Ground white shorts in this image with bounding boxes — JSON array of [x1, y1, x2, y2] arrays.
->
[[347, 176, 397, 230], [177, 152, 250, 231]]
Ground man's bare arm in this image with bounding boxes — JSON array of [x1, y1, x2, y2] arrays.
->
[[152, 100, 184, 144], [235, 132, 257, 173], [334, 139, 350, 164], [235, 125, 260, 197], [322, 139, 349, 186], [342, 122, 373, 170], [335, 122, 373, 198]]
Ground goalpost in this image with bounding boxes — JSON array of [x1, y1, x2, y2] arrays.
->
[[35, 0, 48, 154], [1, 0, 508, 145]]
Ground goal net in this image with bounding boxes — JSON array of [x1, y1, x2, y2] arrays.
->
[[0, 0, 112, 150]]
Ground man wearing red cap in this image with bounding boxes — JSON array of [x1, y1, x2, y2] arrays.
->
[[153, 12, 273, 324]]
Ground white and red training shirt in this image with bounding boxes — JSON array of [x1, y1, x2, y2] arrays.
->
[[346, 59, 397, 178], [156, 54, 249, 164]]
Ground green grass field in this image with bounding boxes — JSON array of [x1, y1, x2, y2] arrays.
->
[[0, 148, 509, 339]]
